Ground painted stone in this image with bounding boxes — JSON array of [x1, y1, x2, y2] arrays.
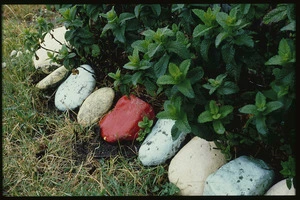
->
[[54, 64, 96, 111], [138, 119, 187, 166], [99, 94, 155, 143], [36, 66, 69, 90], [203, 155, 275, 195], [265, 179, 295, 195], [77, 87, 115, 127], [168, 136, 227, 195], [33, 26, 68, 71]]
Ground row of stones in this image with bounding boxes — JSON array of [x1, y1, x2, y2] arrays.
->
[[34, 26, 295, 196]]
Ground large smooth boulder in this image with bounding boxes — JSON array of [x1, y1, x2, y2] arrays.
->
[[168, 136, 227, 195], [265, 179, 295, 195], [77, 87, 115, 127], [99, 94, 155, 143], [33, 26, 68, 72], [138, 119, 187, 166], [36, 66, 69, 90], [203, 156, 275, 195], [55, 64, 96, 111]]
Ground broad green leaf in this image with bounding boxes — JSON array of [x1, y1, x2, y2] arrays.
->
[[221, 44, 235, 64], [280, 21, 296, 31], [131, 71, 142, 85], [177, 79, 195, 98], [265, 55, 283, 66], [240, 4, 251, 14], [215, 32, 229, 48], [157, 110, 175, 120], [200, 38, 211, 61], [198, 110, 213, 123], [229, 7, 238, 19], [263, 4, 287, 24], [218, 81, 239, 95], [193, 24, 214, 38], [187, 67, 204, 84], [154, 53, 170, 77], [255, 92, 266, 110], [226, 62, 241, 82], [166, 40, 190, 59], [142, 29, 156, 39], [91, 44, 100, 57], [192, 9, 206, 23], [175, 114, 191, 134], [114, 26, 126, 43], [171, 125, 181, 140], [216, 12, 229, 28], [239, 105, 258, 115], [255, 114, 267, 135], [264, 101, 283, 115], [278, 38, 292, 62], [216, 73, 227, 83], [179, 59, 191, 77], [156, 75, 176, 85], [159, 26, 174, 37], [119, 12, 135, 24], [150, 4, 161, 16], [209, 100, 219, 115], [168, 63, 181, 78], [131, 40, 149, 53], [147, 43, 163, 58], [134, 4, 142, 18], [219, 105, 234, 118], [213, 120, 225, 134], [234, 34, 254, 47]]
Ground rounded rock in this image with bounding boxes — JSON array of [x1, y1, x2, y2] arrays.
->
[[265, 179, 295, 195], [36, 66, 69, 90], [168, 136, 227, 195], [33, 26, 68, 70], [55, 64, 96, 111], [138, 119, 187, 166], [77, 87, 115, 127]]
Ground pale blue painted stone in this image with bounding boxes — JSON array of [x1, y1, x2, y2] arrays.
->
[[203, 156, 275, 195], [138, 119, 187, 166], [55, 64, 96, 111]]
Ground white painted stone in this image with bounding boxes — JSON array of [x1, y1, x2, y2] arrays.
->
[[138, 119, 187, 166], [16, 51, 23, 57], [33, 26, 69, 70], [168, 136, 227, 195], [36, 66, 69, 90], [77, 87, 115, 127], [265, 179, 295, 195], [10, 50, 17, 57], [203, 156, 275, 195], [55, 64, 96, 111]]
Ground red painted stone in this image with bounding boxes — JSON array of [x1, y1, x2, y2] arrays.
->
[[99, 94, 155, 143]]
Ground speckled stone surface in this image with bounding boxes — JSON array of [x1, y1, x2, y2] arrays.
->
[[203, 156, 275, 195], [55, 64, 96, 111], [77, 87, 115, 127], [138, 119, 187, 166]]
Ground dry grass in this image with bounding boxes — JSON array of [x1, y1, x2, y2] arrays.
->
[[2, 5, 179, 196]]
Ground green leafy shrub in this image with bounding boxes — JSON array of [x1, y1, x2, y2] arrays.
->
[[25, 3, 295, 186]]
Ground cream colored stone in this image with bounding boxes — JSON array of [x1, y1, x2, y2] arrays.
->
[[36, 66, 69, 90], [33, 26, 69, 70], [168, 136, 227, 195], [77, 87, 115, 127], [265, 179, 295, 195]]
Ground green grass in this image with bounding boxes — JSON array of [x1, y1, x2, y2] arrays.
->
[[2, 5, 179, 196]]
